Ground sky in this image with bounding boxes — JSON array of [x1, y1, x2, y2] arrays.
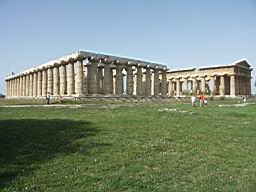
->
[[0, 0, 256, 94]]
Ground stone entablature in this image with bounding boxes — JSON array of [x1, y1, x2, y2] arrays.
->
[[5, 50, 168, 98], [167, 59, 253, 97]]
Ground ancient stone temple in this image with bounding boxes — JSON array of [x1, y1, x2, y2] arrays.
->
[[167, 59, 253, 97], [5, 51, 168, 98]]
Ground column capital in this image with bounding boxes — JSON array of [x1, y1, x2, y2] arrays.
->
[[126, 61, 137, 67], [52, 62, 60, 67], [88, 56, 100, 63], [153, 67, 161, 72], [60, 60, 68, 65], [68, 58, 76, 64], [137, 63, 147, 68], [76, 54, 86, 61], [109, 64, 117, 69], [100, 58, 115, 64]]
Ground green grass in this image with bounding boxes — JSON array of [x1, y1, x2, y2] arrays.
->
[[1, 100, 256, 191]]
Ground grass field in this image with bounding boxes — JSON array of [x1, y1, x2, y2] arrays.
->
[[1, 99, 256, 191]]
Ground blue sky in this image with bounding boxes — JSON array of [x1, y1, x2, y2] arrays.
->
[[0, 0, 255, 93]]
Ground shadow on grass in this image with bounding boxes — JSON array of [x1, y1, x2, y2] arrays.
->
[[0, 119, 108, 189]]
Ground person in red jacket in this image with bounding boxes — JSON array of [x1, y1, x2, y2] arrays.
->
[[198, 94, 205, 107]]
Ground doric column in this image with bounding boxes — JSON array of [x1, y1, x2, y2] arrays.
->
[[67, 61, 75, 95], [37, 70, 42, 96], [12, 79, 15, 97], [10, 79, 13, 97], [29, 73, 33, 96], [210, 75, 216, 96], [145, 67, 151, 96], [20, 76, 23, 97], [240, 77, 244, 95], [116, 64, 124, 95], [59, 63, 67, 96], [42, 68, 48, 96], [53, 64, 60, 96], [9, 80, 11, 97], [9, 79, 12, 97], [230, 74, 236, 97], [7, 80, 10, 97], [86, 63, 91, 94], [153, 68, 160, 96], [168, 79, 174, 96], [109, 65, 114, 94], [16, 77, 18, 97], [236, 76, 240, 95], [15, 78, 19, 97], [103, 61, 111, 95], [22, 75, 26, 97], [113, 75, 116, 94], [161, 69, 167, 96], [16, 78, 19, 96], [192, 77, 197, 95], [75, 60, 84, 96], [97, 65, 103, 94], [89, 60, 98, 95], [13, 78, 16, 97], [25, 74, 30, 96], [47, 67, 53, 95], [12, 78, 15, 96], [5, 80, 8, 97], [201, 76, 206, 94], [11, 79, 13, 97], [126, 64, 134, 96], [242, 77, 246, 95], [19, 77, 22, 96], [33, 71, 38, 97], [9, 79, 11, 97], [11, 78, 14, 97], [136, 66, 143, 96], [12, 78, 16, 96], [248, 77, 252, 96], [183, 77, 188, 93], [176, 78, 181, 96], [219, 75, 225, 96], [7, 80, 9, 97]]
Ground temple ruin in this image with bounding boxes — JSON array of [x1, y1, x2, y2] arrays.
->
[[5, 51, 253, 98], [167, 59, 252, 97], [5, 51, 168, 98]]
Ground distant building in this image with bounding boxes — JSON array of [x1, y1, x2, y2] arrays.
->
[[166, 59, 253, 97]]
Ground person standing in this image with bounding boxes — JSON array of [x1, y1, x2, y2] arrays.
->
[[198, 93, 205, 107], [191, 96, 196, 107]]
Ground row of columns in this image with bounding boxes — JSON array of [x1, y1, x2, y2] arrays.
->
[[168, 74, 251, 97], [5, 58, 168, 98]]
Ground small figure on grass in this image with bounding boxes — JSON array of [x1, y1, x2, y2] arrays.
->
[[46, 92, 51, 105], [242, 95, 247, 103], [204, 99, 208, 107], [198, 93, 206, 107], [191, 95, 196, 107]]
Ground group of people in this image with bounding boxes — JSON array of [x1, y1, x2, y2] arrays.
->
[[191, 94, 208, 107]]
